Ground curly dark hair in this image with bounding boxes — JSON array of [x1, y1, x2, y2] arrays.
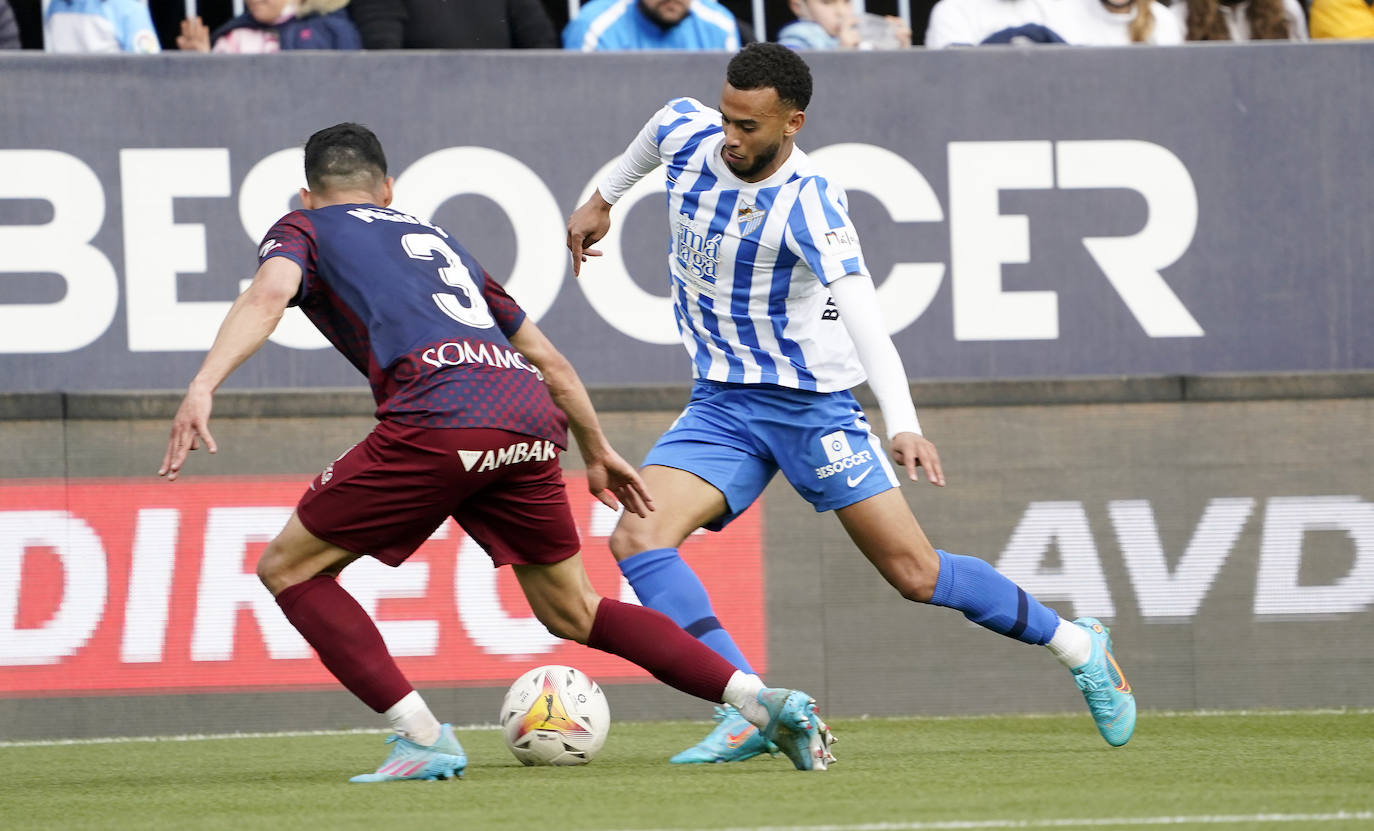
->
[[725, 43, 812, 112], [304, 122, 388, 193], [1184, 0, 1291, 39]]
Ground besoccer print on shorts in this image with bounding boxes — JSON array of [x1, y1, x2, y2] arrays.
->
[[803, 414, 897, 499]]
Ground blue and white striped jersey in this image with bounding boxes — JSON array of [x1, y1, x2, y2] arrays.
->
[[625, 97, 871, 392]]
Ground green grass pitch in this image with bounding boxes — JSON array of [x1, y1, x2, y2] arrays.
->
[[1, 711, 1370, 831]]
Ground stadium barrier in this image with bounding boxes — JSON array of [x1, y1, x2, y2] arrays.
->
[[2, 375, 1370, 739]]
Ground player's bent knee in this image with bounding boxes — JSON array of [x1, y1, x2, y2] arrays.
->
[[885, 564, 938, 604], [532, 592, 601, 644], [608, 523, 654, 561], [535, 608, 591, 644], [896, 579, 937, 604], [256, 559, 294, 596], [255, 541, 311, 596], [255, 546, 285, 590]]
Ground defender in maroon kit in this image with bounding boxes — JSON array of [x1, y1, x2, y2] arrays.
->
[[158, 122, 833, 780]]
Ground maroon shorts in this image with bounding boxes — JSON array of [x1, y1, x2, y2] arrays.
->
[[295, 421, 579, 567]]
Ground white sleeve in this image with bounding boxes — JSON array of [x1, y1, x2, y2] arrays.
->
[[596, 106, 668, 205], [829, 273, 922, 439], [923, 0, 973, 48]]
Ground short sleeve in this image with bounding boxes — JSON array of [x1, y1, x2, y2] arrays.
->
[[480, 273, 528, 338], [786, 178, 869, 286], [257, 211, 317, 307]]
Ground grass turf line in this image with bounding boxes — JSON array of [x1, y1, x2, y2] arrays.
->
[[0, 712, 1368, 831]]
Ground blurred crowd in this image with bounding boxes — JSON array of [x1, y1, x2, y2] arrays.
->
[[1, 0, 1368, 54]]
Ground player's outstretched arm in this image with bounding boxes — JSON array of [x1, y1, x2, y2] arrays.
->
[[158, 258, 301, 481], [508, 319, 653, 518], [829, 273, 945, 486]]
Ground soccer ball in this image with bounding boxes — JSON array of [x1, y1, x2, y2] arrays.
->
[[499, 665, 610, 766]]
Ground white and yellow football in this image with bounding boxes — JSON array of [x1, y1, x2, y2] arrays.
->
[[499, 665, 610, 766]]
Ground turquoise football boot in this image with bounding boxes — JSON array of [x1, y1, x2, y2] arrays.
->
[[670, 705, 774, 764], [756, 688, 835, 771], [1070, 617, 1137, 747], [349, 723, 467, 783]]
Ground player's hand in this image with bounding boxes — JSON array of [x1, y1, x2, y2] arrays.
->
[[566, 193, 613, 278], [177, 16, 211, 52], [890, 431, 944, 486], [158, 385, 218, 482], [585, 449, 654, 519]]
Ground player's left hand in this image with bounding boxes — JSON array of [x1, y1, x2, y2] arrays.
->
[[158, 386, 217, 482], [890, 431, 945, 486], [566, 193, 613, 278], [585, 449, 654, 518]]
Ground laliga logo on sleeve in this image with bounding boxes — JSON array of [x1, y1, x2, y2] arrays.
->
[[823, 228, 859, 254]]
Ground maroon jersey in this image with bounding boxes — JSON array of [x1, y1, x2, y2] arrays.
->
[[259, 204, 567, 446]]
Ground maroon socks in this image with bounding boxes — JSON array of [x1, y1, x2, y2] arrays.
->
[[275, 575, 413, 712], [587, 597, 735, 702], [277, 578, 738, 712]]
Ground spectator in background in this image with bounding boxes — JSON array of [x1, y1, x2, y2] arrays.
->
[[44, 0, 161, 52], [1309, 0, 1374, 37], [564, 0, 740, 50], [924, 0, 1059, 45], [348, 0, 557, 48], [1, 0, 20, 48], [925, 0, 1180, 46], [1173, 0, 1308, 39], [777, 0, 911, 48], [178, 0, 361, 52], [1047, 0, 1181, 43]]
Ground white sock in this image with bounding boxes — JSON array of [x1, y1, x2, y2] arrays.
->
[[1046, 617, 1092, 668], [721, 671, 767, 728], [384, 690, 442, 746]]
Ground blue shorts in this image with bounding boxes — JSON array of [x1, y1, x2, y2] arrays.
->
[[643, 381, 900, 530]]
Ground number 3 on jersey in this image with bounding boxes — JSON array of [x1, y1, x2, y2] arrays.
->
[[401, 232, 495, 329]]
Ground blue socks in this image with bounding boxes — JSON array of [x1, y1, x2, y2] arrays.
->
[[930, 550, 1059, 645], [617, 548, 756, 674], [618, 547, 1055, 663]]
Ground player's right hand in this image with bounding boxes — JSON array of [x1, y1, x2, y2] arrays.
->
[[890, 432, 945, 487], [566, 193, 613, 277], [158, 386, 218, 482]]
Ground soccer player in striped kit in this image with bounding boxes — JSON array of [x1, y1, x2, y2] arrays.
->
[[566, 43, 1136, 764], [160, 122, 835, 779]]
